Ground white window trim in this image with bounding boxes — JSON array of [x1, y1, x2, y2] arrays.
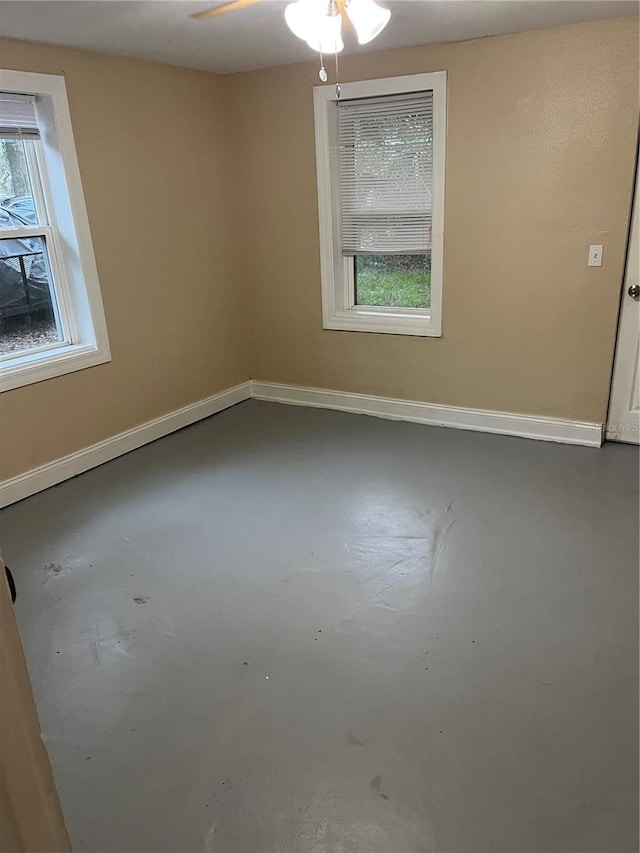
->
[[0, 69, 110, 392], [313, 72, 446, 337]]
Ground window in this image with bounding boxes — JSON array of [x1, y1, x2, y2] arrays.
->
[[313, 72, 446, 336], [0, 71, 109, 392]]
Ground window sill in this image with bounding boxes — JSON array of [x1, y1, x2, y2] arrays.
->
[[324, 308, 441, 337], [0, 341, 111, 392]]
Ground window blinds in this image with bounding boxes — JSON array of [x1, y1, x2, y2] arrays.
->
[[337, 91, 433, 256], [0, 93, 40, 140]]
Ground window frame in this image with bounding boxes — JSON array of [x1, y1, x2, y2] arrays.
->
[[0, 70, 110, 392], [313, 72, 446, 337]]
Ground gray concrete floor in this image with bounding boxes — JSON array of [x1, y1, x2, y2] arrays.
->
[[1, 400, 638, 853]]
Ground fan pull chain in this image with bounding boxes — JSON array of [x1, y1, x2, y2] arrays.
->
[[318, 50, 328, 82], [335, 50, 341, 98]]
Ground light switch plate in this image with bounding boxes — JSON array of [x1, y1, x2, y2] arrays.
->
[[588, 244, 603, 267]]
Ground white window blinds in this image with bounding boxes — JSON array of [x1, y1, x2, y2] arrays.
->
[[337, 91, 433, 256], [0, 93, 40, 140]]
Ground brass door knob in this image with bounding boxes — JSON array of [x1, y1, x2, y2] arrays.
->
[[628, 284, 640, 299]]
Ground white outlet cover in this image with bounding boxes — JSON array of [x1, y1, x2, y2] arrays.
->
[[588, 244, 604, 266]]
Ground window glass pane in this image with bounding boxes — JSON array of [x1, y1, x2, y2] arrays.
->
[[354, 253, 431, 309], [0, 235, 63, 355], [0, 139, 38, 226]]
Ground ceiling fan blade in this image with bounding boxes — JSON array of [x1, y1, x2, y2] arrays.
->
[[192, 0, 263, 21], [337, 0, 355, 31]]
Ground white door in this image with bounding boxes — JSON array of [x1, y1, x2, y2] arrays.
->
[[607, 162, 640, 444]]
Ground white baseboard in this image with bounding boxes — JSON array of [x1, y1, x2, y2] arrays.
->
[[0, 378, 603, 508], [251, 381, 603, 448], [0, 381, 251, 508]]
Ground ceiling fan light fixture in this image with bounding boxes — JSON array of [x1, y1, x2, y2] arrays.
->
[[345, 0, 390, 44], [284, 0, 329, 42], [306, 11, 344, 54]]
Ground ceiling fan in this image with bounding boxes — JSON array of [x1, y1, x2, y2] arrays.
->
[[191, 0, 391, 55]]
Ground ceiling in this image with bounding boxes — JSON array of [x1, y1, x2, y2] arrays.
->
[[0, 0, 636, 74]]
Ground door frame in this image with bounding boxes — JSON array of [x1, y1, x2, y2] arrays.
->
[[605, 130, 639, 442]]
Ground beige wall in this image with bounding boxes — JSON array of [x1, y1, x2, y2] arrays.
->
[[0, 19, 638, 483], [230, 18, 639, 422], [0, 39, 249, 481]]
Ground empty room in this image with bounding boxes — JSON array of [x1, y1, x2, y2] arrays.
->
[[0, 1, 638, 851]]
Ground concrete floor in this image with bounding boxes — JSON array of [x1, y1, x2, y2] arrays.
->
[[1, 400, 638, 853]]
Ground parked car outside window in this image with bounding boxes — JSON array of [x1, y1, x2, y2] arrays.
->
[[0, 199, 52, 323]]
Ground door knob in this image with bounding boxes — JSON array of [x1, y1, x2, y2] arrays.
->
[[628, 285, 640, 299]]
